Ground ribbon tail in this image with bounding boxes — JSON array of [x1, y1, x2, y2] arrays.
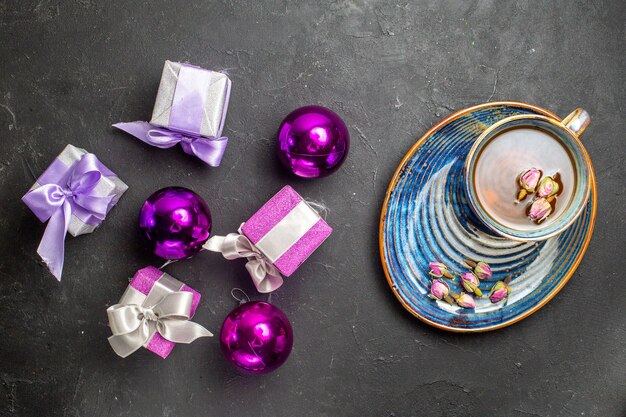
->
[[113, 121, 153, 143], [187, 137, 228, 167], [37, 201, 71, 281], [203, 234, 247, 260], [246, 260, 284, 293], [113, 122, 179, 149], [202, 235, 227, 254], [158, 319, 213, 344]]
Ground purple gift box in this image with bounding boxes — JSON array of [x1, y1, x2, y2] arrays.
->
[[241, 186, 333, 277], [114, 266, 201, 359]]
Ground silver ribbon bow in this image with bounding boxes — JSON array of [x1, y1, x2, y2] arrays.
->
[[203, 233, 283, 293], [107, 291, 212, 358]]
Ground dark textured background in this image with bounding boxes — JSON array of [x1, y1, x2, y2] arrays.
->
[[1, 1, 624, 416]]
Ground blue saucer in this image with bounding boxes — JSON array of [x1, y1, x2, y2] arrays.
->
[[379, 102, 597, 332]]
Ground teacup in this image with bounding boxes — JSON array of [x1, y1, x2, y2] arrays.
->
[[465, 108, 592, 241]]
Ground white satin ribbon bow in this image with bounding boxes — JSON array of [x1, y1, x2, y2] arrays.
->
[[107, 291, 212, 358]]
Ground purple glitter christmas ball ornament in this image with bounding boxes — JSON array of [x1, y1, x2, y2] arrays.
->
[[139, 186, 212, 260], [220, 301, 293, 374], [276, 105, 349, 178]]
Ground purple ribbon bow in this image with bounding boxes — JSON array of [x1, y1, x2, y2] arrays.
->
[[22, 154, 113, 281], [113, 122, 228, 167]]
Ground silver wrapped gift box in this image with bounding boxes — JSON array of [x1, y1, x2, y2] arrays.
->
[[150, 60, 232, 138]]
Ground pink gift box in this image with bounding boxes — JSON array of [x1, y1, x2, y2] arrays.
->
[[240, 186, 332, 277], [116, 266, 201, 359]]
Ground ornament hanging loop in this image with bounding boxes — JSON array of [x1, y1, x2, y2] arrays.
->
[[231, 288, 250, 305], [305, 199, 329, 219], [159, 259, 178, 269]]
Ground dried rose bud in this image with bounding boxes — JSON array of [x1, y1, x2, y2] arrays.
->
[[428, 279, 455, 305], [460, 272, 483, 297], [474, 261, 492, 280], [488, 281, 511, 303], [428, 279, 449, 299], [519, 168, 541, 191], [428, 262, 453, 279], [454, 292, 476, 309], [517, 168, 542, 201], [536, 176, 559, 198], [529, 197, 553, 223]]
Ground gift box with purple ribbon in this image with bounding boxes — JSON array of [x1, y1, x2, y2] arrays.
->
[[114, 60, 232, 167], [22, 144, 128, 280], [107, 266, 212, 359], [204, 186, 333, 293]]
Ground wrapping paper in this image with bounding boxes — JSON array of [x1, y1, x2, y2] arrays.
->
[[112, 266, 203, 359]]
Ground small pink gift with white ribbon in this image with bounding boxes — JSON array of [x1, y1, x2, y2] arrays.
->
[[204, 186, 332, 293], [107, 266, 212, 359]]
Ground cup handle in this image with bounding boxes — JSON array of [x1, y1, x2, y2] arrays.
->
[[561, 108, 590, 136]]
